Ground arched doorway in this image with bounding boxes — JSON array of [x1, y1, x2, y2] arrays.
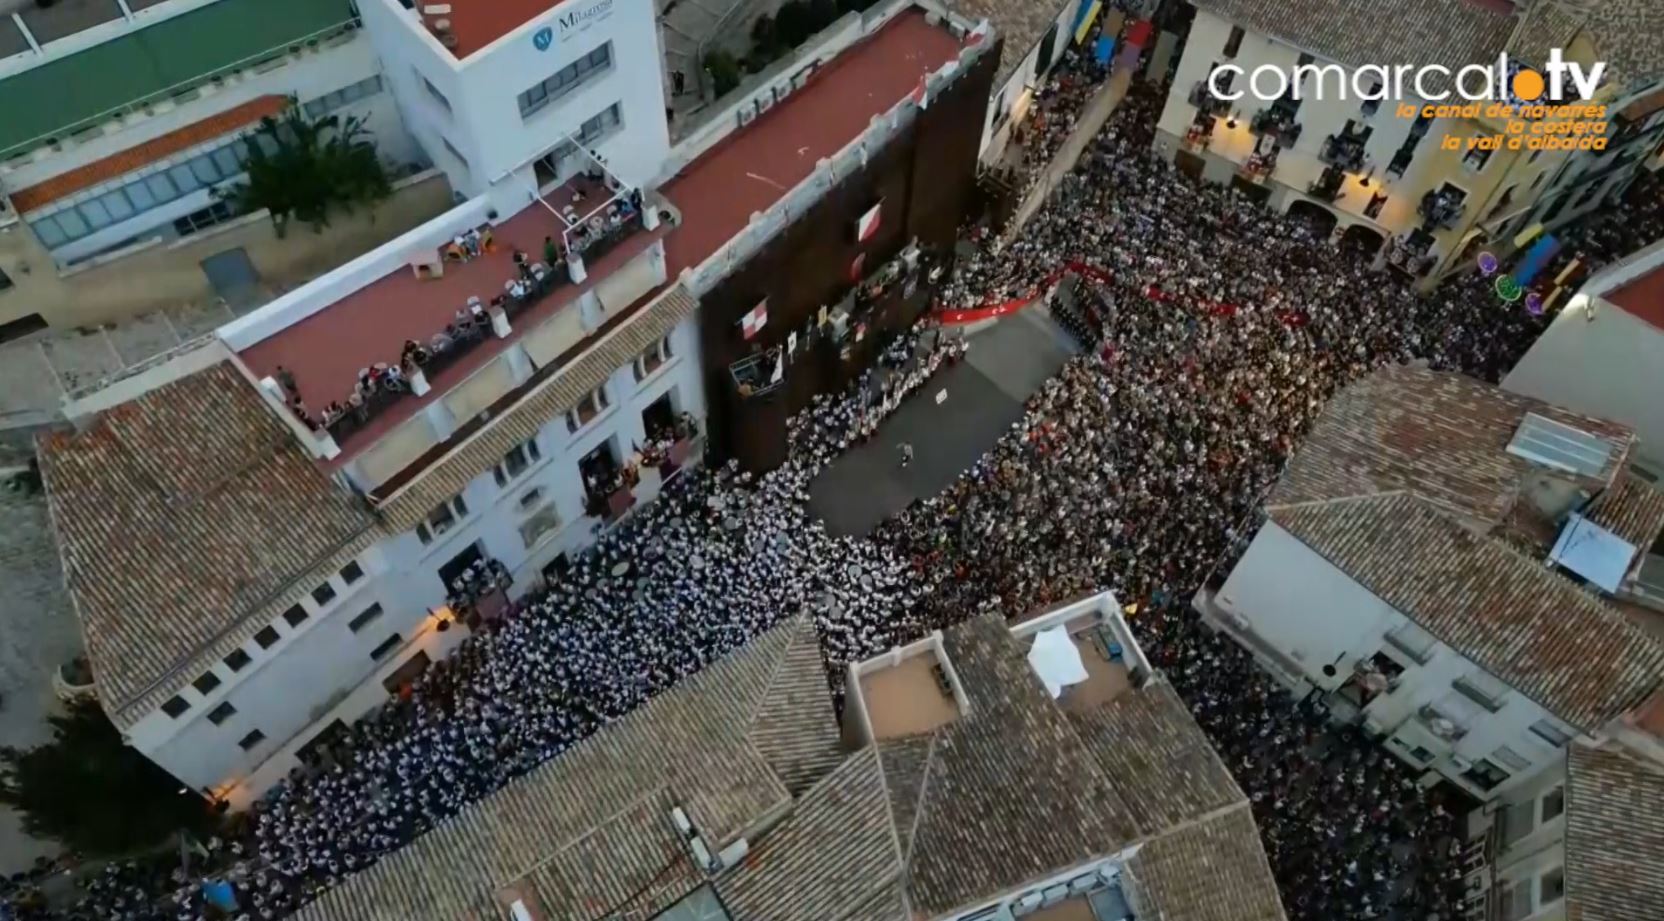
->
[[1287, 199, 1338, 238], [1340, 223, 1385, 259]]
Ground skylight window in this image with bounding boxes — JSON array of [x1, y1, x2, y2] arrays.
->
[[1506, 412, 1614, 477]]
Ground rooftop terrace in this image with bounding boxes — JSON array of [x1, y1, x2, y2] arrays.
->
[[228, 6, 966, 481], [236, 176, 668, 463], [660, 8, 965, 275], [1606, 262, 1664, 332], [408, 0, 572, 60]]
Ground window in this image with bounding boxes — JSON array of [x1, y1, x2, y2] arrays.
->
[[340, 561, 365, 585], [1407, 743, 1435, 763], [578, 102, 623, 144], [1384, 621, 1436, 663], [1453, 672, 1508, 712], [1462, 758, 1510, 792], [370, 634, 403, 661], [347, 603, 384, 634], [1539, 867, 1564, 904], [223, 648, 252, 672], [1499, 878, 1532, 921], [634, 335, 673, 381], [1500, 797, 1536, 846], [1529, 719, 1571, 748], [1463, 144, 1493, 172], [493, 437, 542, 487], [254, 625, 281, 649], [1487, 185, 1516, 221], [303, 75, 385, 119], [518, 42, 613, 119], [311, 581, 337, 607], [1223, 25, 1244, 58], [282, 605, 309, 628], [1360, 74, 1383, 116], [162, 696, 191, 718], [207, 701, 237, 725], [192, 671, 222, 695], [420, 72, 452, 113], [566, 385, 611, 432], [1541, 785, 1565, 822], [1491, 745, 1530, 772], [416, 493, 470, 545], [172, 201, 238, 237], [0, 267, 11, 292], [441, 136, 469, 171], [237, 729, 266, 751]]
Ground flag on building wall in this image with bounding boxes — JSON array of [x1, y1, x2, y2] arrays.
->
[[1072, 0, 1103, 45], [849, 252, 867, 282], [856, 202, 882, 242], [740, 300, 768, 339], [1512, 235, 1561, 288]]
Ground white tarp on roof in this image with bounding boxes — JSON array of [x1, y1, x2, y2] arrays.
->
[[1550, 513, 1638, 593], [1027, 626, 1090, 699]]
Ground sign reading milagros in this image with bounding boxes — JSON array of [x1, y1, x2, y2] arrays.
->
[[1208, 50, 1611, 151]]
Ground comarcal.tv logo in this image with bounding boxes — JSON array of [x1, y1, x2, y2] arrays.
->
[[1207, 50, 1612, 150]]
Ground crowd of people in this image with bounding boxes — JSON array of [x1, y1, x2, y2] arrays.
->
[[11, 38, 1664, 921]]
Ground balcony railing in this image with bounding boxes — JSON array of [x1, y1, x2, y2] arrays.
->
[[313, 232, 613, 445], [1187, 80, 1230, 117], [1320, 134, 1367, 171], [1418, 703, 1468, 741], [1387, 235, 1437, 277], [1250, 108, 1303, 146], [1240, 148, 1278, 181], [445, 557, 511, 612], [1308, 164, 1346, 202], [569, 204, 645, 267], [1418, 189, 1466, 229]]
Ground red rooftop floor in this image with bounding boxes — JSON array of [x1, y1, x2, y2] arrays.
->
[[238, 204, 666, 460], [1607, 264, 1664, 332], [237, 8, 965, 465], [429, 0, 566, 59], [662, 9, 965, 274]]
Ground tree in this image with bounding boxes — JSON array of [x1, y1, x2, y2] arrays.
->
[[0, 699, 217, 856], [218, 110, 392, 238], [704, 50, 744, 97]]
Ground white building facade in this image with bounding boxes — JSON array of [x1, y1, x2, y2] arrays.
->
[[1199, 365, 1664, 803], [1154, 0, 1664, 285]]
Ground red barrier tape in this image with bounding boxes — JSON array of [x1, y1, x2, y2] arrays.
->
[[933, 261, 1112, 326]]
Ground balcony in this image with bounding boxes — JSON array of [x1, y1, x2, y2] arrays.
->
[[445, 556, 511, 622], [1419, 188, 1466, 230], [1320, 133, 1368, 171], [1240, 147, 1279, 182], [1308, 164, 1346, 203], [1183, 111, 1216, 151], [1387, 233, 1438, 277], [1250, 108, 1303, 146], [1187, 80, 1230, 118], [1418, 703, 1468, 741]]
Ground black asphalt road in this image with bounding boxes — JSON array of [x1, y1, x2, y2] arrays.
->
[[809, 308, 1078, 537]]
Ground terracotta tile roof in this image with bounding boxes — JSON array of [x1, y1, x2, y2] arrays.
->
[[948, 0, 1071, 86], [1511, 0, 1664, 85], [1191, 0, 1515, 73], [293, 616, 852, 921], [1270, 492, 1664, 730], [1125, 804, 1289, 921], [1564, 743, 1664, 921], [1585, 471, 1664, 551], [7, 94, 291, 215], [296, 612, 1285, 921], [1068, 681, 1246, 834], [1270, 365, 1634, 527], [883, 614, 1283, 921], [375, 283, 698, 531], [36, 361, 378, 728]]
